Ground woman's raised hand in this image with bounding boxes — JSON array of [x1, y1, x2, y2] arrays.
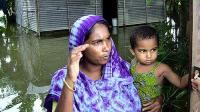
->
[[67, 44, 89, 82]]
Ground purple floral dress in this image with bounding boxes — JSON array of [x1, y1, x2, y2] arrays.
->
[[44, 15, 141, 112]]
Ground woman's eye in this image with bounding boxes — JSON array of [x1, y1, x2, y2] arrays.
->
[[92, 40, 103, 45]]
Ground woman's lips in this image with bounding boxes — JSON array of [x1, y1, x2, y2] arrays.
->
[[102, 54, 110, 60]]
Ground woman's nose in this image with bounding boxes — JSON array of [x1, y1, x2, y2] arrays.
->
[[103, 41, 110, 52]]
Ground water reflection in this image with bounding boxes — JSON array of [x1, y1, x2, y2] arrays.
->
[[18, 29, 41, 80], [32, 96, 44, 112], [0, 77, 19, 111], [26, 82, 49, 94], [0, 21, 67, 111], [112, 26, 136, 62]]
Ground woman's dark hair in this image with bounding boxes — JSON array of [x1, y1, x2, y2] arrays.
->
[[130, 25, 159, 49], [84, 20, 110, 42]]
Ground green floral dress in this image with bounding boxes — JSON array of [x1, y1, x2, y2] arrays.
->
[[131, 62, 161, 103]]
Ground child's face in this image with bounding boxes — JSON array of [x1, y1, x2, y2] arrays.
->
[[132, 37, 158, 65]]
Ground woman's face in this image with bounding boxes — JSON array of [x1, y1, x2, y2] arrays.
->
[[83, 23, 112, 65]]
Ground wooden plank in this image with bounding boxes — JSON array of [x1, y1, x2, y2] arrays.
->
[[192, 0, 200, 67], [190, 0, 200, 111]]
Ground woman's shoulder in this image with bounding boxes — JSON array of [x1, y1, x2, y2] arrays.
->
[[124, 60, 131, 69], [44, 66, 67, 111], [48, 66, 67, 95], [52, 66, 67, 80]]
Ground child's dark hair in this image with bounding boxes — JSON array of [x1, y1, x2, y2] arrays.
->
[[130, 25, 159, 49]]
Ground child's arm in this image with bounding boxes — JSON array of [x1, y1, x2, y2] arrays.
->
[[159, 63, 189, 88]]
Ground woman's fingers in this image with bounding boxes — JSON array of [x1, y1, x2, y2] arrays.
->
[[70, 52, 83, 63], [69, 44, 89, 63], [67, 44, 90, 82], [71, 44, 89, 56]]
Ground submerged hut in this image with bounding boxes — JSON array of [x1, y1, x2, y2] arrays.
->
[[15, 0, 165, 35], [15, 0, 102, 35], [117, 0, 165, 26]]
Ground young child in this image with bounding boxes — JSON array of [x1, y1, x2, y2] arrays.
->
[[129, 25, 189, 111]]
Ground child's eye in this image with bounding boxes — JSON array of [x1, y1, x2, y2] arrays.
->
[[138, 49, 146, 53], [151, 48, 157, 52]]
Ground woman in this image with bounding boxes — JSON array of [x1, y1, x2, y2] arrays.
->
[[44, 15, 160, 112]]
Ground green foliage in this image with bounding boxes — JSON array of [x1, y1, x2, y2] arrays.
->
[[146, 0, 153, 6], [151, 0, 190, 111], [6, 0, 15, 15], [153, 20, 189, 111], [161, 85, 188, 112], [154, 21, 189, 75], [0, 16, 6, 35]]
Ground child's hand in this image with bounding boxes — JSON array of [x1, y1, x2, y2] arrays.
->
[[143, 100, 161, 112]]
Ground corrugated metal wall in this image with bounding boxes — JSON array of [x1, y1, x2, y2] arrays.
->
[[146, 0, 165, 23], [16, 0, 164, 32], [16, 0, 102, 33], [68, 0, 102, 28], [15, 0, 23, 27], [39, 0, 68, 32], [39, 0, 102, 32], [118, 0, 165, 26], [16, 0, 38, 32]]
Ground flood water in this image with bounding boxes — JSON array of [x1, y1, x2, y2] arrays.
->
[[0, 21, 135, 111]]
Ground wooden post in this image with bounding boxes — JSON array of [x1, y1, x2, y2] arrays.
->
[[190, 0, 200, 111], [192, 0, 200, 67]]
